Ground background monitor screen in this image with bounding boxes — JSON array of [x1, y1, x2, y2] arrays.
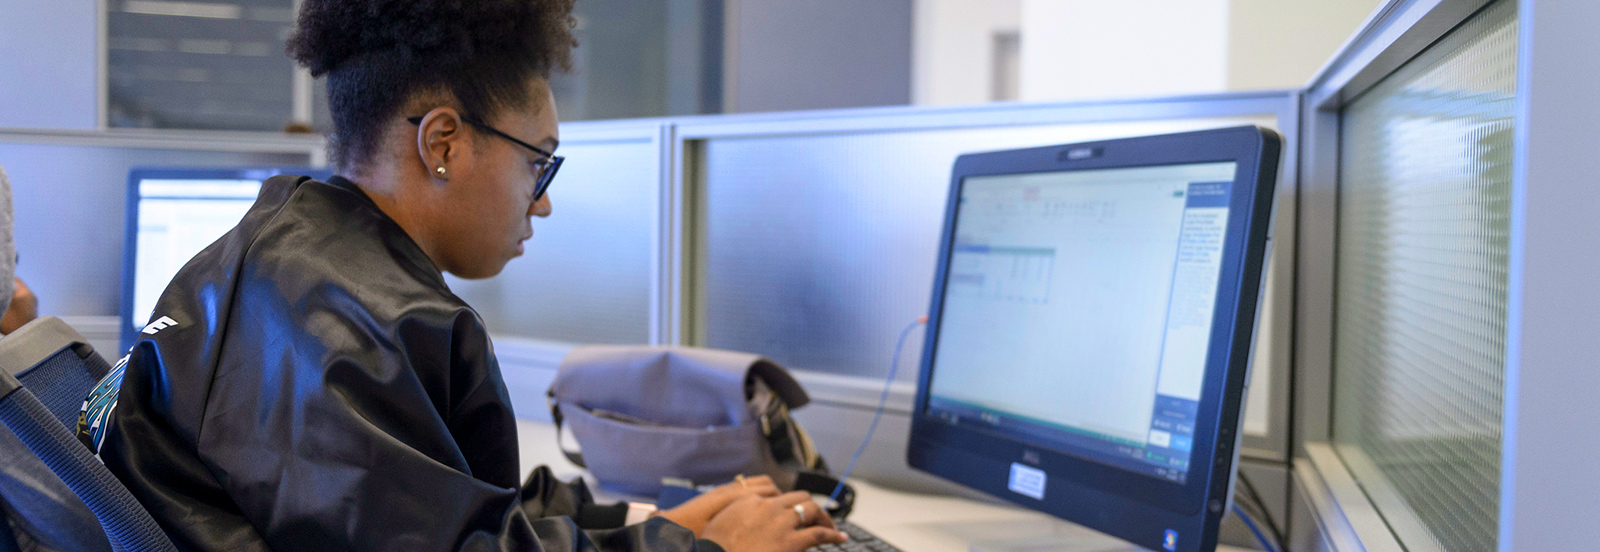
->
[[123, 168, 330, 347], [925, 161, 1237, 485]]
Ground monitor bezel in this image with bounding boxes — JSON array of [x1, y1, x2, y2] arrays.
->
[[120, 167, 332, 351], [907, 126, 1281, 552]]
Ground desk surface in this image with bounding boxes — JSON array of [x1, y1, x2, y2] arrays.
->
[[515, 421, 1251, 552]]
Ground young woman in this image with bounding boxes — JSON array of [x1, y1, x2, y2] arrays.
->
[[85, 1, 847, 551]]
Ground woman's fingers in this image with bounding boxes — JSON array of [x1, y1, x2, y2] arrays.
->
[[771, 491, 814, 508], [798, 499, 834, 529], [727, 475, 780, 494], [745, 481, 781, 497], [786, 526, 848, 551], [768, 491, 832, 528]]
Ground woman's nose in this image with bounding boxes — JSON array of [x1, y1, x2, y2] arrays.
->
[[530, 193, 552, 217]]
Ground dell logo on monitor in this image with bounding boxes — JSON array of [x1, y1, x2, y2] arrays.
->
[[1058, 147, 1101, 161]]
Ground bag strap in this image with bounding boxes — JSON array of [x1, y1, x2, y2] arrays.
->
[[793, 470, 855, 519], [757, 394, 856, 519], [547, 396, 587, 469], [758, 387, 828, 472]]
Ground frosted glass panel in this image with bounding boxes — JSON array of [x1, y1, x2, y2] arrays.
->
[[447, 135, 657, 344], [699, 116, 1275, 380], [1333, 2, 1516, 551]]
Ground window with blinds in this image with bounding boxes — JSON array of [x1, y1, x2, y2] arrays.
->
[[108, 0, 299, 131]]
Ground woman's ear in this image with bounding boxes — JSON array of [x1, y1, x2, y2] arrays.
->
[[416, 107, 465, 180]]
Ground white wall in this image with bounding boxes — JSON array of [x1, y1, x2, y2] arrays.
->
[[1018, 0, 1231, 102], [0, 0, 99, 130], [1503, 2, 1600, 550], [910, 0, 1020, 106], [1227, 0, 1384, 90], [913, 0, 1382, 105]]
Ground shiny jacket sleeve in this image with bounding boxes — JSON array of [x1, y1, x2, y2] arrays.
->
[[101, 177, 717, 552], [191, 289, 701, 552]]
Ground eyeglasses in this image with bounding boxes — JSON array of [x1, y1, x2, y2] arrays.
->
[[406, 115, 563, 201]]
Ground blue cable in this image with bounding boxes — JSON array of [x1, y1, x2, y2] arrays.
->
[[1232, 503, 1282, 552], [830, 317, 926, 503]]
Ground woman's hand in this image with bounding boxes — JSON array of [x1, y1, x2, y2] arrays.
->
[[1, 277, 36, 334], [700, 492, 846, 552], [653, 475, 781, 537]]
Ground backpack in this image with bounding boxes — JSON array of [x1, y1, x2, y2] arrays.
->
[[547, 346, 853, 517]]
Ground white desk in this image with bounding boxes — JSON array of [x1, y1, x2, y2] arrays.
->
[[515, 420, 1252, 552]]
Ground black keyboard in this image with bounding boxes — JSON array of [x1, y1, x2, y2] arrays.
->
[[809, 520, 901, 552]]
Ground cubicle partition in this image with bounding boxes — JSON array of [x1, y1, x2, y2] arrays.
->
[[446, 120, 671, 347], [0, 128, 321, 354]]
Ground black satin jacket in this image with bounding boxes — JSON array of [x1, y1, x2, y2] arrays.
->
[[94, 175, 717, 552]]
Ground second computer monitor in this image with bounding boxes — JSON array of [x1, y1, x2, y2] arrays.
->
[[121, 167, 331, 350]]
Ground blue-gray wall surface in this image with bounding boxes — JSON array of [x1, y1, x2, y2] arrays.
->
[[0, 0, 98, 130]]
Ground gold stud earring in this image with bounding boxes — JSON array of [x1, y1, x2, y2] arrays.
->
[[435, 166, 448, 177]]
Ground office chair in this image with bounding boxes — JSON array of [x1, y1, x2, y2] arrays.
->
[[0, 317, 176, 552]]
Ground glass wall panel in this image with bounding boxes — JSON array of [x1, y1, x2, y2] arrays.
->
[[698, 115, 1276, 382], [1332, 2, 1516, 551], [446, 132, 658, 345]]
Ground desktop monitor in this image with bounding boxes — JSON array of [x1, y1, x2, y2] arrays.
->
[[120, 167, 332, 350], [907, 126, 1281, 552]]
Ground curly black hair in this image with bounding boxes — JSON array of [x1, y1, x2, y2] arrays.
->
[[287, 0, 576, 170]]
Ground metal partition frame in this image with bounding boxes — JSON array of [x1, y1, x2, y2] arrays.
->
[[0, 127, 326, 163], [663, 92, 1303, 462]]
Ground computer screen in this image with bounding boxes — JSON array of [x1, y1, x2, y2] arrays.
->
[[925, 162, 1236, 485], [122, 168, 330, 347], [908, 126, 1280, 552]]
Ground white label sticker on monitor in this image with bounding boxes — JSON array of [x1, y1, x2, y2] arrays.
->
[[1008, 463, 1046, 500]]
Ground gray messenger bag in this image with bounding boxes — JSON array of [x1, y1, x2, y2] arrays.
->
[[547, 345, 854, 516]]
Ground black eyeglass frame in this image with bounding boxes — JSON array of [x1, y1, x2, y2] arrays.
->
[[406, 115, 563, 201]]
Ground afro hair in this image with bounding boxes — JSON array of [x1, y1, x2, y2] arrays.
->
[[287, 0, 576, 170]]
